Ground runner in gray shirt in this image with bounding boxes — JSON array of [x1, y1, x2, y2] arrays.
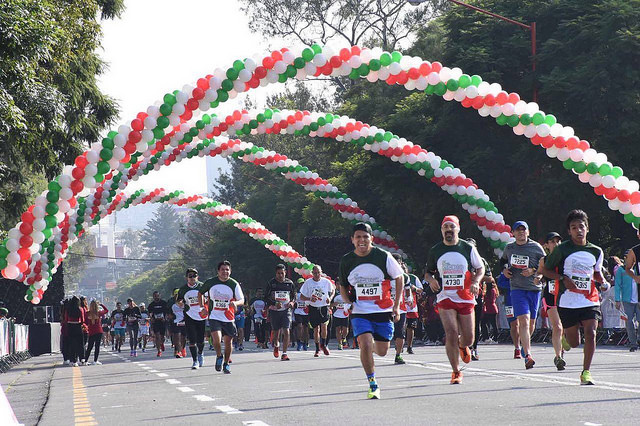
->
[[501, 221, 545, 370]]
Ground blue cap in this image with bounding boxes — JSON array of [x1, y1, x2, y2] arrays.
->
[[512, 221, 529, 231]]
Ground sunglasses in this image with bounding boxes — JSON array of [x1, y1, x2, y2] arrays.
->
[[187, 274, 197, 278]]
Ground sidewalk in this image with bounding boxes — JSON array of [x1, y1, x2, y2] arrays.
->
[[0, 354, 59, 426]]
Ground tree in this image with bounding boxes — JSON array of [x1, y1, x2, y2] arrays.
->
[[115, 228, 145, 277], [139, 204, 185, 263], [239, 0, 447, 51], [63, 233, 97, 293], [0, 0, 124, 232]]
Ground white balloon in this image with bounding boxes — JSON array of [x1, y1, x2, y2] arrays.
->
[[556, 148, 571, 161], [578, 171, 591, 183], [615, 176, 630, 191], [546, 146, 559, 158], [589, 174, 602, 188], [601, 175, 616, 188], [569, 149, 584, 162], [608, 199, 621, 211]]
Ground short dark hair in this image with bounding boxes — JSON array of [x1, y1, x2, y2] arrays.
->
[[217, 260, 231, 270], [392, 253, 403, 263], [566, 209, 588, 229], [185, 267, 198, 277], [351, 222, 372, 237], [275, 264, 286, 271]]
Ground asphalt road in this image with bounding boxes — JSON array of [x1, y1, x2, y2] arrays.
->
[[5, 340, 640, 425]]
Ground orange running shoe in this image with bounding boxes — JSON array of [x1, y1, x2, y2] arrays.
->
[[459, 346, 471, 364], [450, 371, 463, 384], [273, 345, 280, 358]]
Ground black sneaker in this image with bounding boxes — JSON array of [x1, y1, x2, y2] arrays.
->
[[407, 347, 414, 355], [394, 354, 405, 365]]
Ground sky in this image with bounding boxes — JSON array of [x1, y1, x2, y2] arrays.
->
[[97, 0, 281, 195]]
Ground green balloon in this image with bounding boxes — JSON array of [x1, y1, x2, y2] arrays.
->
[[532, 112, 546, 126], [286, 65, 297, 78], [471, 75, 482, 86], [348, 69, 360, 80], [391, 51, 402, 62], [380, 53, 392, 66], [586, 162, 600, 174], [563, 159, 575, 170], [519, 113, 532, 126], [163, 93, 176, 105], [46, 190, 59, 203], [458, 74, 471, 88], [544, 114, 557, 126], [156, 116, 169, 128], [107, 131, 118, 138], [0, 258, 7, 269], [0, 245, 8, 258], [233, 60, 244, 71], [446, 79, 459, 91], [44, 214, 57, 228], [611, 166, 623, 178], [102, 138, 115, 150], [48, 181, 61, 192], [369, 59, 381, 71], [293, 57, 306, 69], [221, 79, 234, 91], [159, 103, 172, 116], [424, 85, 435, 95], [311, 44, 322, 54], [99, 148, 113, 161], [45, 202, 59, 215], [433, 82, 447, 96], [278, 73, 288, 83], [573, 161, 587, 173], [357, 64, 369, 76], [598, 163, 612, 175], [624, 213, 635, 224], [496, 114, 508, 126], [93, 173, 104, 183], [42, 228, 52, 239], [506, 114, 520, 127], [217, 90, 229, 102]]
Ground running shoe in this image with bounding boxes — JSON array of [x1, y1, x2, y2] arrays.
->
[[161, 343, 165, 352], [314, 351, 320, 357], [198, 353, 204, 368], [191, 361, 199, 370], [338, 345, 343, 351], [303, 343, 308, 351], [64, 360, 70, 365], [209, 344, 214, 351], [524, 355, 535, 369], [450, 371, 463, 384], [133, 350, 137, 357], [394, 354, 405, 365], [297, 342, 302, 351], [459, 346, 471, 364], [175, 353, 181, 359], [273, 345, 280, 358], [157, 351, 162, 357], [223, 363, 231, 374], [630, 346, 637, 352], [367, 387, 381, 399], [554, 355, 566, 371], [95, 361, 102, 365], [72, 362, 79, 367], [142, 348, 146, 352], [238, 345, 244, 351], [281, 353, 290, 361], [514, 348, 521, 359], [407, 347, 414, 355], [471, 349, 479, 361], [561, 336, 571, 352], [215, 355, 223, 371], [182, 348, 187, 357], [580, 370, 594, 385], [321, 344, 330, 356]]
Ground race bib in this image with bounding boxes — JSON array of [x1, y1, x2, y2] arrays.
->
[[572, 275, 591, 291], [510, 254, 529, 269], [154, 313, 164, 319], [312, 288, 324, 300], [355, 282, 382, 300], [275, 291, 290, 302], [505, 306, 514, 318], [177, 321, 185, 326], [336, 303, 345, 310], [297, 300, 306, 308], [186, 295, 199, 305], [548, 281, 556, 293], [442, 274, 464, 290], [128, 316, 137, 322], [214, 299, 230, 310]]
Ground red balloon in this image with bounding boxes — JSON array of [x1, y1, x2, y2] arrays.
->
[[20, 235, 33, 248], [18, 247, 30, 261], [19, 222, 33, 235], [419, 62, 432, 76], [21, 211, 35, 224], [130, 118, 144, 131], [339, 48, 351, 61], [431, 61, 442, 73], [618, 190, 631, 202], [71, 167, 85, 180], [630, 191, 640, 205], [604, 187, 618, 200], [70, 180, 84, 194], [262, 56, 274, 69], [75, 155, 88, 168], [329, 56, 342, 68], [17, 261, 28, 273], [594, 185, 606, 196]]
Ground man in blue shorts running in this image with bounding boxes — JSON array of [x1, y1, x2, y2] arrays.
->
[[339, 222, 403, 399]]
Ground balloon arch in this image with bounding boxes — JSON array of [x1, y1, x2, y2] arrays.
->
[[2, 43, 638, 304]]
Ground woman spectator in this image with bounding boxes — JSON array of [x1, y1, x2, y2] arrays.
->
[[65, 296, 85, 366], [60, 299, 70, 365], [80, 296, 89, 356], [482, 278, 500, 343], [84, 300, 108, 365]]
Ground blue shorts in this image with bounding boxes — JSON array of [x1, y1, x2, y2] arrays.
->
[[235, 316, 245, 329], [510, 289, 541, 319], [113, 328, 126, 337], [351, 317, 393, 342]]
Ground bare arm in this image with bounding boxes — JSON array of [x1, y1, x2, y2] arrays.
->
[[625, 250, 640, 283]]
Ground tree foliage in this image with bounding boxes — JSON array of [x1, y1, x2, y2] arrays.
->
[[139, 204, 185, 263]]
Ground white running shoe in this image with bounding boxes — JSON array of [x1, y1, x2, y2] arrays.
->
[[63, 360, 70, 365], [95, 361, 102, 365], [72, 362, 79, 367], [191, 361, 199, 370]]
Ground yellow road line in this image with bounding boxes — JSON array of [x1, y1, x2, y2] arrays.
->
[[72, 368, 97, 425]]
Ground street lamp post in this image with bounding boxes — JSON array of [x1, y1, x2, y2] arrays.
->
[[409, 0, 537, 101]]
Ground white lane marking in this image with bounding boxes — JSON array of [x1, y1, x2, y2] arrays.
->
[[216, 405, 243, 414], [166, 379, 182, 385], [584, 423, 602, 426], [177, 387, 195, 393], [331, 353, 640, 394], [137, 363, 147, 366], [270, 389, 295, 393], [271, 381, 298, 384], [141, 366, 151, 369], [157, 373, 168, 377], [149, 370, 159, 373], [193, 395, 215, 402], [243, 421, 270, 426]]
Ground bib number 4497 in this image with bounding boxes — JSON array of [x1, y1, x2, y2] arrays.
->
[[356, 283, 381, 300]]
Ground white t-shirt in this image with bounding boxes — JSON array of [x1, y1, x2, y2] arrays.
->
[[294, 292, 308, 316], [172, 303, 184, 325], [300, 277, 334, 307], [332, 294, 351, 319], [252, 299, 266, 319]]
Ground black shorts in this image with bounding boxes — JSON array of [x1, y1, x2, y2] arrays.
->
[[152, 320, 166, 335], [171, 323, 186, 334], [209, 319, 237, 337], [185, 315, 206, 345], [406, 317, 418, 329], [393, 313, 407, 340], [126, 323, 139, 333], [333, 317, 349, 328], [558, 306, 601, 329], [308, 306, 330, 328], [543, 281, 557, 307], [293, 314, 309, 326], [269, 310, 292, 330]]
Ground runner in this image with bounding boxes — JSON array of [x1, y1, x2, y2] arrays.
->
[[331, 282, 351, 350], [138, 303, 150, 352], [293, 278, 310, 351], [148, 291, 169, 357], [401, 260, 423, 355], [110, 302, 126, 353], [177, 268, 208, 370], [497, 272, 521, 358], [234, 302, 246, 352], [265, 264, 296, 361], [467, 238, 493, 361], [123, 298, 141, 357], [541, 209, 610, 385], [339, 222, 403, 399], [622, 229, 640, 351], [501, 221, 545, 369], [537, 231, 566, 369], [300, 265, 335, 357], [251, 290, 268, 349], [424, 215, 484, 384], [200, 260, 244, 374], [391, 253, 409, 365], [170, 288, 187, 358], [101, 314, 111, 348]]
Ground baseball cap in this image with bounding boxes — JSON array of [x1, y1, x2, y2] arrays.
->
[[545, 231, 561, 242], [297, 278, 305, 284], [441, 215, 460, 227], [512, 220, 529, 230]]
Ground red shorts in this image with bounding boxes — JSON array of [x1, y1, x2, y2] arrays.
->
[[437, 298, 474, 315]]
